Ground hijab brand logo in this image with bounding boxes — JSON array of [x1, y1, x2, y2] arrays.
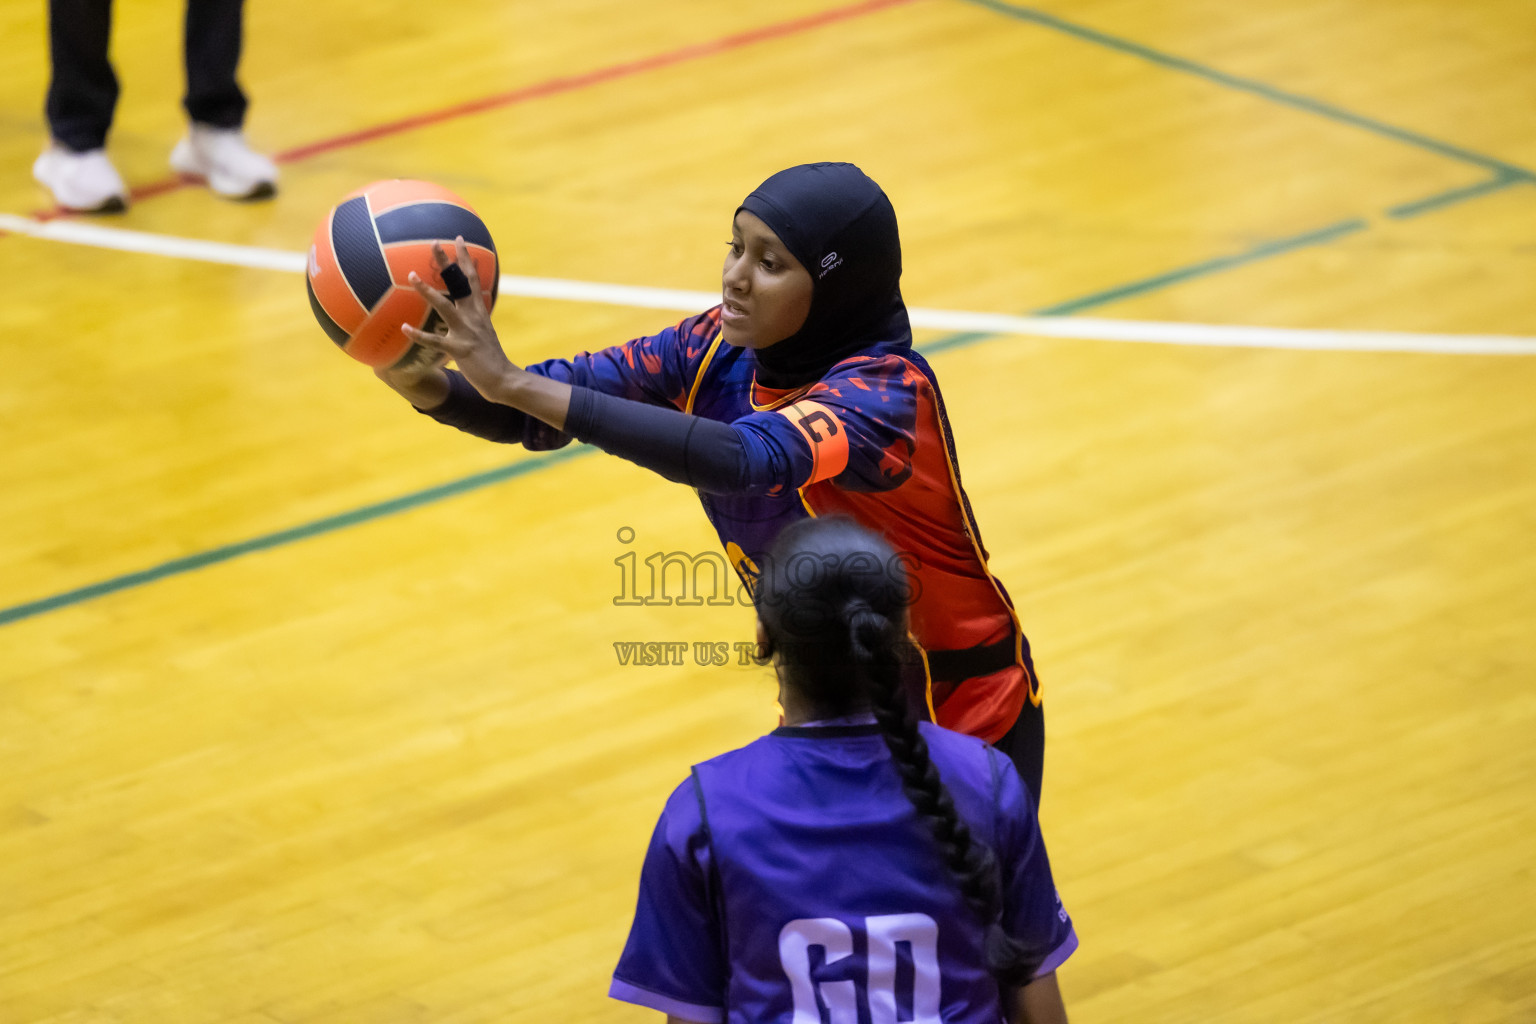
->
[[818, 250, 843, 279]]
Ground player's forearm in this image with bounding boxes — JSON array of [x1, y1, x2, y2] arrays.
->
[[500, 368, 573, 432], [417, 370, 534, 445]]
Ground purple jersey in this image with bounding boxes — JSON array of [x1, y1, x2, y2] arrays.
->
[[610, 722, 1077, 1023]]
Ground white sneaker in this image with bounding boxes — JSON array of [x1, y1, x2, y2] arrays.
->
[[169, 124, 278, 199], [33, 144, 128, 213]]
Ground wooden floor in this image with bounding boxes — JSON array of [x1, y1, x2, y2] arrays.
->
[[3, 1, 1534, 1021]]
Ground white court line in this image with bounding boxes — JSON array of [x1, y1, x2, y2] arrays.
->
[[6, 213, 1536, 355]]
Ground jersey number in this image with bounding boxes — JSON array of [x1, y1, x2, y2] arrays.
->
[[779, 914, 941, 1024]]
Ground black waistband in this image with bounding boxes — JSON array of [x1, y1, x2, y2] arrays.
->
[[924, 631, 1020, 705]]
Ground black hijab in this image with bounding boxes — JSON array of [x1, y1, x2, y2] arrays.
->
[[737, 162, 913, 389]]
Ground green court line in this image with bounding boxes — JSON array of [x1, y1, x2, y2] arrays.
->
[[0, 446, 593, 628], [1386, 171, 1523, 219], [919, 216, 1367, 357], [0, 214, 1424, 630], [962, 0, 1536, 185], [921, 330, 994, 356], [1035, 217, 1368, 317]]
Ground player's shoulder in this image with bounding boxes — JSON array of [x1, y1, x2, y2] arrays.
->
[[918, 722, 1003, 795], [633, 306, 721, 352], [826, 348, 920, 378], [655, 767, 713, 849], [669, 305, 723, 348], [689, 733, 778, 781], [661, 736, 784, 833], [918, 720, 993, 760], [808, 349, 928, 401]]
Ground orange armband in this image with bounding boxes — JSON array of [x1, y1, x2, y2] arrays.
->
[[779, 399, 850, 484]]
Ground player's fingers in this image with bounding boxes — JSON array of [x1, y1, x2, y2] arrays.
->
[[400, 323, 437, 346], [379, 340, 449, 362], [439, 262, 474, 303], [428, 242, 475, 304], [375, 345, 447, 383], [453, 236, 483, 295], [408, 271, 460, 318], [401, 322, 467, 358]]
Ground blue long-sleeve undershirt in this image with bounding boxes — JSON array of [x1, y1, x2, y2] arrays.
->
[[418, 370, 796, 496]]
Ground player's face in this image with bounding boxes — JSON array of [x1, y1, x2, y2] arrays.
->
[[721, 211, 813, 350]]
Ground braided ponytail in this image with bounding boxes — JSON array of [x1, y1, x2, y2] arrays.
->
[[757, 517, 1047, 985], [847, 596, 1045, 985]]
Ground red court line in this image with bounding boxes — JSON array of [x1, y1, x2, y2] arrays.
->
[[22, 0, 918, 223]]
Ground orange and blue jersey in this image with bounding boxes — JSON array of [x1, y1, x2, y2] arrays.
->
[[427, 306, 1037, 745]]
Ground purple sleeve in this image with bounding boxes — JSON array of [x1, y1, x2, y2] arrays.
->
[[418, 309, 721, 450], [991, 747, 1079, 977], [529, 308, 717, 407], [611, 779, 728, 1022]]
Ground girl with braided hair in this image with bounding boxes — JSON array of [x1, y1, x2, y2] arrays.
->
[[610, 517, 1075, 1024]]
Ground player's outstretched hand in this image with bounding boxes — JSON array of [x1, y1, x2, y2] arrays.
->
[[402, 237, 522, 403]]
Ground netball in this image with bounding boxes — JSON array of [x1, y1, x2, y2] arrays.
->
[[305, 179, 499, 369]]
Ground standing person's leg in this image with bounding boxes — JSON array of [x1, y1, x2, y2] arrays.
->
[[45, 0, 118, 150], [36, 0, 128, 211], [171, 0, 277, 199], [182, 0, 247, 130]]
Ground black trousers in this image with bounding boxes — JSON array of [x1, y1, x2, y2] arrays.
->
[[45, 0, 248, 152], [991, 696, 1045, 808]]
